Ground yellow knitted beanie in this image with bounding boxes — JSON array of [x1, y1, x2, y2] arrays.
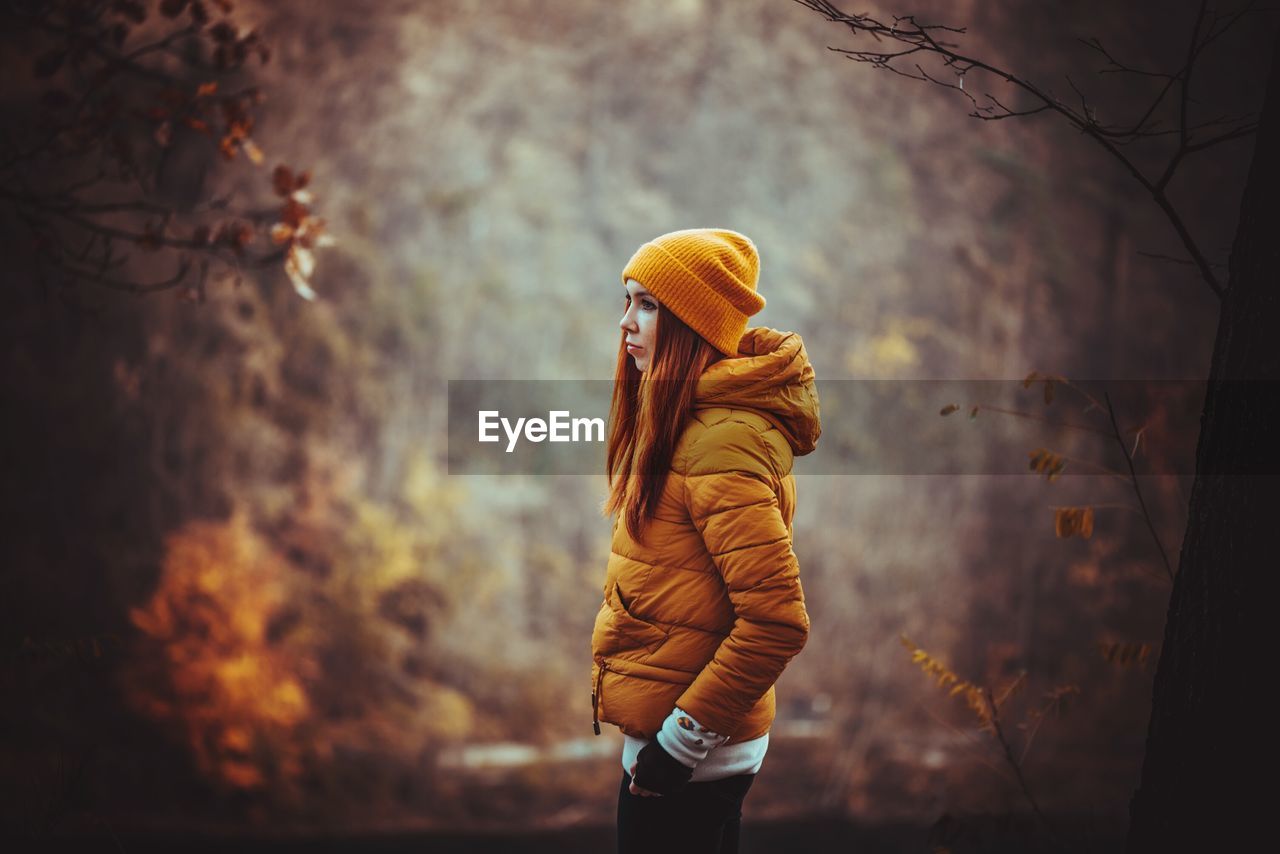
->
[[621, 228, 765, 357]]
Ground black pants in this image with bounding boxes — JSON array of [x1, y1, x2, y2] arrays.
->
[[616, 769, 756, 854]]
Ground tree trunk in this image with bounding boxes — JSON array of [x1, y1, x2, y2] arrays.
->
[[1127, 25, 1280, 853]]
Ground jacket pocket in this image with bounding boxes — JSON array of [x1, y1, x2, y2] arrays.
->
[[594, 580, 668, 656]]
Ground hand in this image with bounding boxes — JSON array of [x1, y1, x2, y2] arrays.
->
[[629, 761, 662, 797], [630, 738, 694, 796]]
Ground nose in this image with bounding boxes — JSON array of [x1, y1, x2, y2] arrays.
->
[[619, 304, 636, 331]]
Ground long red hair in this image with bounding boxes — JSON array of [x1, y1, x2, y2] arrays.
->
[[602, 304, 724, 545]]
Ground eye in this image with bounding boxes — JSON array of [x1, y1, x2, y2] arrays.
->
[[624, 294, 656, 310]]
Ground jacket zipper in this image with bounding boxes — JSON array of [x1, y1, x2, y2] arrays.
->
[[592, 660, 607, 735]]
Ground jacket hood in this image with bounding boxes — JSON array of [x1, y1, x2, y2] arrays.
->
[[694, 326, 822, 456]]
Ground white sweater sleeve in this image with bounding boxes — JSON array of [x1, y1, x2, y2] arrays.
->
[[654, 705, 730, 769]]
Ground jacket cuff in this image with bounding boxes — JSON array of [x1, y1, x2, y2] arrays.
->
[[655, 705, 729, 768]]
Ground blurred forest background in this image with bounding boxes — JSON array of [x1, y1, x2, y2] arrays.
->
[[2, 0, 1275, 847]]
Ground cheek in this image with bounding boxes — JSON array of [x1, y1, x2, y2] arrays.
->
[[642, 313, 657, 339]]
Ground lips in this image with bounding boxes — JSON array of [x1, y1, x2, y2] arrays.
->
[[626, 342, 643, 350]]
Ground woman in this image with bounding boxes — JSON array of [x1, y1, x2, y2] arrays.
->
[[593, 228, 822, 853]]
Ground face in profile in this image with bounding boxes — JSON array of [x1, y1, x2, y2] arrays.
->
[[619, 277, 658, 372]]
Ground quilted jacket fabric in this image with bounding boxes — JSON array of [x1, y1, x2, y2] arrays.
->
[[591, 326, 821, 742]]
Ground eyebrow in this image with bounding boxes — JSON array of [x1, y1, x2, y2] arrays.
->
[[625, 284, 653, 297]]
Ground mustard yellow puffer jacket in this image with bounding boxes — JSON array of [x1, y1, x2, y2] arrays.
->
[[591, 326, 821, 743]]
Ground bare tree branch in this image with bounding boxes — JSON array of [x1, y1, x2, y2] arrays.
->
[[795, 0, 1271, 300], [2, 0, 328, 301], [1103, 391, 1176, 582]]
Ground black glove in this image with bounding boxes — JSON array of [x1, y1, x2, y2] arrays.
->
[[632, 736, 695, 795]]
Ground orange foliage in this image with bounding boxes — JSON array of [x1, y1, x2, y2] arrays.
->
[[1053, 506, 1095, 539], [899, 634, 993, 731], [125, 508, 311, 791], [1028, 447, 1066, 481]]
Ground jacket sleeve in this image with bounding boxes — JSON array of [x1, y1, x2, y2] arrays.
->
[[675, 420, 810, 737]]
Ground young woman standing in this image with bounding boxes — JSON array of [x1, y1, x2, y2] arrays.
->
[[593, 228, 821, 853]]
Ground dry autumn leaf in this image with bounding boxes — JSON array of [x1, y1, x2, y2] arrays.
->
[[285, 244, 317, 300], [242, 138, 264, 164], [1029, 448, 1066, 481], [1053, 506, 1094, 539]]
